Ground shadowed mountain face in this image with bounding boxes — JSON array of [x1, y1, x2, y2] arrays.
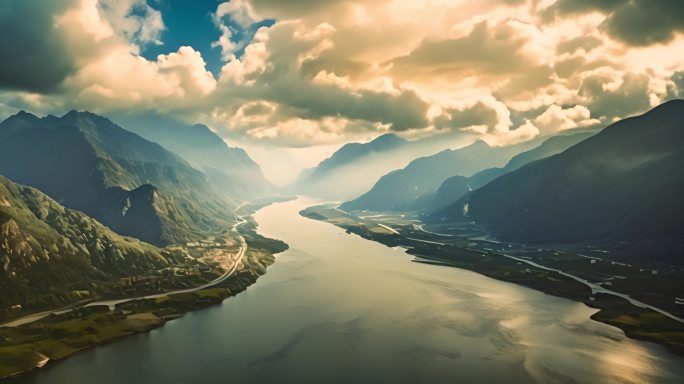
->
[[0, 111, 236, 246], [435, 100, 684, 260], [0, 175, 182, 316], [120, 115, 274, 200], [340, 139, 542, 212], [428, 131, 597, 212]]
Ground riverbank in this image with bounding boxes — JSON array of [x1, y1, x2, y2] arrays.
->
[[12, 198, 684, 383], [301, 204, 684, 357], [0, 220, 288, 379]]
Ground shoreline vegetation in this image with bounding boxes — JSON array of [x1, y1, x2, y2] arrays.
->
[[300, 204, 684, 358], [0, 208, 289, 380], [3, 198, 682, 379]]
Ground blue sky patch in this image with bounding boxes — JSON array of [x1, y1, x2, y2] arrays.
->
[[140, 0, 274, 76]]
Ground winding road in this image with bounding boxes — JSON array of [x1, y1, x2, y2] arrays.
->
[[499, 252, 684, 324], [413, 222, 684, 324], [80, 234, 247, 310], [2, 220, 248, 328]]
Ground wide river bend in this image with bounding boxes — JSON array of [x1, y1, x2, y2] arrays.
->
[[16, 198, 684, 383]]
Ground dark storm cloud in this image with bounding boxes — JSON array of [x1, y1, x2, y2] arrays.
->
[[0, 0, 76, 92], [545, 0, 684, 46]]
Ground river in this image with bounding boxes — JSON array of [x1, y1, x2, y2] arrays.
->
[[15, 198, 684, 383]]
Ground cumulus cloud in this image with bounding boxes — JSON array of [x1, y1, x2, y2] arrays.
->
[[528, 104, 599, 133], [671, 71, 684, 97], [248, 0, 358, 21], [98, 0, 165, 46], [210, 20, 431, 145], [212, 0, 260, 61], [0, 0, 683, 149], [0, 0, 215, 117], [579, 72, 653, 121], [390, 21, 539, 81], [138, 5, 164, 45], [556, 36, 603, 54], [436, 102, 500, 131]]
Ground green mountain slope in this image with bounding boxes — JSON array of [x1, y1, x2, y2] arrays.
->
[[0, 111, 236, 246], [0, 176, 183, 317]]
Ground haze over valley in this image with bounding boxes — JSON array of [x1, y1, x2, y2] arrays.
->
[[1, 0, 684, 382]]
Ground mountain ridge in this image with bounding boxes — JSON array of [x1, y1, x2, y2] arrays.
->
[[428, 131, 597, 212], [0, 110, 236, 246], [118, 113, 274, 200], [340, 138, 543, 212], [291, 133, 408, 198], [433, 99, 684, 262], [0, 175, 183, 317]]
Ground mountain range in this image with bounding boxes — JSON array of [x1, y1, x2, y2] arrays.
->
[[428, 131, 597, 212], [290, 132, 478, 199], [340, 138, 543, 212], [0, 111, 236, 246], [433, 100, 684, 261], [291, 133, 408, 198], [2, 100, 682, 310], [120, 114, 274, 200], [0, 175, 182, 316]]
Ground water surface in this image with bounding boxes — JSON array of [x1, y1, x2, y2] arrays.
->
[[17, 198, 684, 383]]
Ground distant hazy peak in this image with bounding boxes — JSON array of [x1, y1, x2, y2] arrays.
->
[[370, 133, 407, 146], [334, 133, 406, 154], [469, 139, 491, 148]]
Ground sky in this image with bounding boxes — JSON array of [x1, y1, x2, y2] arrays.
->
[[1, 0, 683, 183]]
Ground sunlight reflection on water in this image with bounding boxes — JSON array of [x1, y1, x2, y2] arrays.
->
[[16, 198, 684, 384]]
